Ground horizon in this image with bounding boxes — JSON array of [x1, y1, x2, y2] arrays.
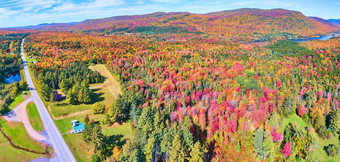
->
[[2, 8, 319, 29], [0, 0, 340, 28]]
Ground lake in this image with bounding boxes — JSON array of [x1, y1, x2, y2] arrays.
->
[[290, 32, 340, 42], [4, 73, 21, 84]]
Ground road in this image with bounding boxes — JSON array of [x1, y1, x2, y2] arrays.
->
[[20, 38, 76, 162], [4, 96, 48, 143]]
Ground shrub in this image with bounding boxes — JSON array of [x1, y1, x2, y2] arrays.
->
[[92, 103, 105, 114], [84, 114, 90, 125], [0, 100, 6, 113], [326, 144, 339, 157], [318, 126, 332, 139]]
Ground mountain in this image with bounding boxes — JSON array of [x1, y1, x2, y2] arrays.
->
[[17, 22, 78, 29], [15, 8, 340, 41], [310, 17, 338, 27], [328, 19, 340, 25]]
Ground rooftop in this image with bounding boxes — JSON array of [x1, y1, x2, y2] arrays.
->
[[73, 122, 85, 131]]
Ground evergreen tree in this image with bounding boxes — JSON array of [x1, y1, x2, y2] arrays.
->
[[78, 87, 85, 103], [190, 141, 205, 162], [91, 153, 104, 162], [77, 80, 91, 104], [66, 87, 77, 104], [160, 121, 171, 161], [182, 117, 194, 150], [40, 83, 52, 101], [130, 104, 137, 125], [50, 92, 55, 102], [145, 137, 155, 161], [92, 125, 104, 153], [169, 134, 186, 162], [60, 79, 71, 94], [253, 128, 273, 161], [82, 87, 92, 103], [13, 82, 20, 94], [330, 110, 340, 134], [253, 128, 264, 161], [83, 122, 95, 143], [19, 80, 28, 91], [108, 100, 121, 123], [262, 129, 275, 161]]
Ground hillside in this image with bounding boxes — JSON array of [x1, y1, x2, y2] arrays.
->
[[22, 8, 339, 41], [310, 17, 338, 27]]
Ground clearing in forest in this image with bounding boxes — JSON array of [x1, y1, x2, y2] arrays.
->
[[49, 64, 122, 118], [89, 64, 122, 98]]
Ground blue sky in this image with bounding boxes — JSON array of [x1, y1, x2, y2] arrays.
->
[[0, 0, 339, 28]]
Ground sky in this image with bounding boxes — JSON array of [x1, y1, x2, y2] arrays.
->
[[0, 0, 339, 28]]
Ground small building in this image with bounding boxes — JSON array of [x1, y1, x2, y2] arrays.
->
[[53, 91, 65, 101], [71, 120, 85, 134]]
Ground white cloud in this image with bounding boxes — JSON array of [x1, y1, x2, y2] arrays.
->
[[50, 3, 78, 12], [51, 0, 125, 12], [137, 0, 144, 4], [152, 0, 181, 3], [0, 7, 20, 16], [0, 0, 60, 12], [232, 1, 255, 6], [262, 0, 297, 7], [231, 0, 297, 8], [0, 2, 164, 28]]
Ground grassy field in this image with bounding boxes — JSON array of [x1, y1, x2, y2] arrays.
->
[[54, 112, 133, 162], [282, 114, 340, 161], [55, 113, 105, 134], [314, 134, 340, 161], [27, 102, 44, 132], [103, 122, 133, 139], [54, 64, 125, 161], [60, 122, 133, 162], [7, 68, 31, 111], [55, 112, 133, 137], [63, 133, 91, 162], [46, 64, 121, 118], [55, 113, 94, 161], [49, 103, 92, 118], [27, 57, 37, 64], [7, 90, 30, 110], [0, 133, 42, 161], [89, 64, 122, 99], [0, 119, 46, 153], [282, 113, 309, 129], [7, 94, 24, 110]]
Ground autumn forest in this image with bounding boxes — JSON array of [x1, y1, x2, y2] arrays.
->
[[1, 8, 340, 162]]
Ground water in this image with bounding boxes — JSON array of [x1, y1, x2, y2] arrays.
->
[[290, 32, 340, 42], [4, 73, 21, 84]]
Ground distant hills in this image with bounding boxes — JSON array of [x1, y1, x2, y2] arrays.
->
[[309, 17, 338, 27], [328, 19, 340, 25], [10, 8, 340, 41]]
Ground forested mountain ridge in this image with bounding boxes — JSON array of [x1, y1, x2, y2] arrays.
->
[[17, 8, 339, 41], [310, 17, 338, 27]]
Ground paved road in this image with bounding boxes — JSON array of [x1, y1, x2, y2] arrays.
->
[[20, 39, 76, 162], [4, 96, 48, 143]]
